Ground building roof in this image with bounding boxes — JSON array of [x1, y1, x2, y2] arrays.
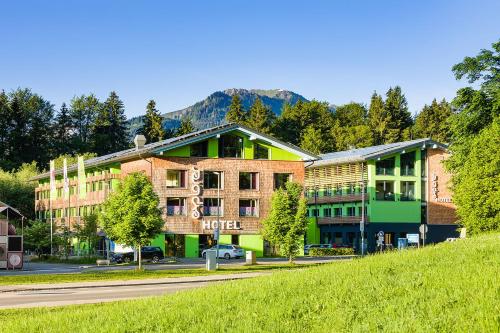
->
[[309, 138, 448, 167], [32, 123, 319, 180], [0, 201, 25, 219]]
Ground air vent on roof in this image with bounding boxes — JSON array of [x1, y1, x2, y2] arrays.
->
[[134, 135, 147, 150]]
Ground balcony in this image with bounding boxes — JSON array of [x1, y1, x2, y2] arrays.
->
[[316, 216, 369, 225], [166, 205, 186, 216], [239, 207, 258, 217], [203, 206, 222, 216], [307, 193, 368, 205]]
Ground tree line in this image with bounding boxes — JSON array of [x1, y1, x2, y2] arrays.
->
[[225, 86, 452, 155]]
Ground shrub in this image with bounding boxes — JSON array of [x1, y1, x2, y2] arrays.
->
[[309, 247, 355, 256]]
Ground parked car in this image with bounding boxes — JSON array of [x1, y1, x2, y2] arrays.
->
[[201, 244, 244, 259], [304, 244, 332, 255], [111, 246, 164, 263]]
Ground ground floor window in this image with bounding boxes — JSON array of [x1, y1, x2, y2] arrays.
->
[[165, 234, 185, 257]]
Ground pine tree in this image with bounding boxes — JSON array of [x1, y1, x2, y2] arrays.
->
[[142, 100, 165, 143], [70, 94, 100, 152], [334, 102, 367, 127], [175, 117, 196, 136], [54, 103, 74, 155], [413, 99, 452, 142], [367, 92, 387, 145], [226, 94, 247, 124], [92, 91, 128, 155], [383, 86, 413, 143], [300, 126, 325, 154], [247, 98, 276, 134]]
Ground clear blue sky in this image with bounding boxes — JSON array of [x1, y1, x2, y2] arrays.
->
[[1, 0, 499, 118]]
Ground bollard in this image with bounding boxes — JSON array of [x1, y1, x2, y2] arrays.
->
[[246, 250, 256, 265]]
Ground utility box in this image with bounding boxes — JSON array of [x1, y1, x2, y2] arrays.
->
[[205, 250, 217, 271], [246, 251, 256, 265]]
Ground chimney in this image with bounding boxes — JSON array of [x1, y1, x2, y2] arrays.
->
[[134, 135, 147, 150]]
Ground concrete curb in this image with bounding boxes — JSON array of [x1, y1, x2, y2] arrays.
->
[[0, 272, 268, 293]]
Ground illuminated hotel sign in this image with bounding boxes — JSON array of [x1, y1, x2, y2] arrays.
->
[[202, 220, 242, 230], [431, 173, 452, 203], [191, 167, 203, 219]]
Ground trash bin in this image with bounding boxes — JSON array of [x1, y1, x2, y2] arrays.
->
[[398, 238, 408, 250], [246, 251, 256, 265], [205, 250, 217, 271]]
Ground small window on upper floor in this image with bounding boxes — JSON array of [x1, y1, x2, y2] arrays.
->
[[239, 172, 258, 190], [203, 171, 223, 189], [401, 151, 416, 176], [274, 173, 291, 189], [218, 135, 242, 158], [254, 143, 269, 160], [190, 141, 208, 157], [166, 170, 186, 188], [376, 157, 395, 176]]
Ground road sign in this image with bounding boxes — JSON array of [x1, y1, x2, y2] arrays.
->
[[419, 224, 428, 234], [377, 231, 384, 237], [407, 234, 419, 244], [213, 227, 220, 240]]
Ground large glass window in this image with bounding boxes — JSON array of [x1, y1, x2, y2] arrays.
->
[[239, 199, 258, 217], [274, 173, 291, 189], [239, 172, 258, 190], [334, 207, 343, 217], [190, 141, 208, 157], [376, 157, 395, 175], [218, 135, 242, 158], [401, 151, 416, 176], [347, 207, 356, 216], [254, 143, 269, 160], [401, 181, 416, 201], [203, 198, 223, 216], [311, 208, 319, 217], [376, 181, 395, 201], [166, 170, 186, 188], [203, 171, 222, 189], [166, 197, 186, 216], [323, 208, 332, 217]]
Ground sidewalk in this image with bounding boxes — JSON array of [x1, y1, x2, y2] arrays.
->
[[0, 271, 269, 293]]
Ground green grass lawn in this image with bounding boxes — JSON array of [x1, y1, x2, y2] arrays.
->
[[0, 264, 312, 286], [2, 234, 499, 332]]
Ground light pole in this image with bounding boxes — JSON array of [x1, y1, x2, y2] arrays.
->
[[214, 172, 221, 269], [360, 163, 366, 256]]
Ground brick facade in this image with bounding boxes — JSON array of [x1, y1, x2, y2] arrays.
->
[[121, 156, 305, 235], [426, 149, 457, 225]]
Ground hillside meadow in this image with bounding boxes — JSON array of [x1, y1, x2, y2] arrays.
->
[[1, 233, 499, 332]]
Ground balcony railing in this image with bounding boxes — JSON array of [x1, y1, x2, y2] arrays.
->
[[316, 216, 369, 225], [203, 206, 223, 216], [239, 207, 258, 217], [306, 193, 368, 204], [166, 206, 186, 216]]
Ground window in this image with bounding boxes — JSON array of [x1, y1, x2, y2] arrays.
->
[[421, 149, 427, 177], [346, 183, 356, 195], [401, 181, 416, 201], [274, 173, 291, 189], [421, 180, 427, 202], [334, 185, 343, 195], [311, 208, 319, 217], [358, 206, 367, 217], [401, 151, 416, 176], [376, 157, 395, 175], [254, 143, 269, 159], [218, 135, 242, 158], [239, 172, 258, 190], [347, 207, 356, 216], [323, 208, 332, 217], [239, 199, 258, 217], [334, 208, 342, 217], [203, 198, 223, 216], [325, 187, 333, 196], [232, 235, 239, 245], [166, 197, 186, 216], [203, 171, 222, 189], [376, 181, 395, 201], [166, 170, 186, 188], [190, 141, 208, 157]]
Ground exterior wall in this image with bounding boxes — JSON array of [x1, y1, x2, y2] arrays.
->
[[119, 156, 305, 236], [239, 235, 264, 257], [184, 234, 199, 258], [426, 149, 457, 225]]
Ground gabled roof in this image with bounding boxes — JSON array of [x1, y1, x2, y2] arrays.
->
[[0, 201, 25, 219], [309, 138, 448, 167], [32, 123, 318, 180]]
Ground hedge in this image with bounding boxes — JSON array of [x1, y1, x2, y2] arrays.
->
[[309, 247, 355, 256]]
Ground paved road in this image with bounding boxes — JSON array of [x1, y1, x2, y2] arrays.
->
[[0, 256, 352, 276], [0, 273, 265, 309]]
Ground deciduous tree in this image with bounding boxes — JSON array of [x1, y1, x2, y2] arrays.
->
[[98, 173, 163, 269]]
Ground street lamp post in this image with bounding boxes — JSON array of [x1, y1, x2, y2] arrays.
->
[[214, 172, 221, 269], [360, 163, 366, 256]]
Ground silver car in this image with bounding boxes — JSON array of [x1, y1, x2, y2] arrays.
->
[[202, 244, 244, 259]]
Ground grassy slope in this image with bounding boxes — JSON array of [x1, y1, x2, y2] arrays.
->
[[2, 234, 499, 333], [0, 264, 311, 286]]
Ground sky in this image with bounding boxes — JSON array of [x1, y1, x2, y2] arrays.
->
[[1, 0, 499, 118]]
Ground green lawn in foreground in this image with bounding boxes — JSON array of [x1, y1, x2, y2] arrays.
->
[[0, 264, 312, 286], [1, 234, 499, 332]]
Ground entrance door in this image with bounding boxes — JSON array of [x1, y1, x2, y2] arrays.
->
[[199, 234, 215, 257], [165, 234, 185, 257]]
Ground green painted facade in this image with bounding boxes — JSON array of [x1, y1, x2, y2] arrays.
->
[[239, 234, 264, 257], [150, 233, 166, 254], [219, 234, 232, 245], [184, 234, 199, 258], [306, 218, 320, 244]]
